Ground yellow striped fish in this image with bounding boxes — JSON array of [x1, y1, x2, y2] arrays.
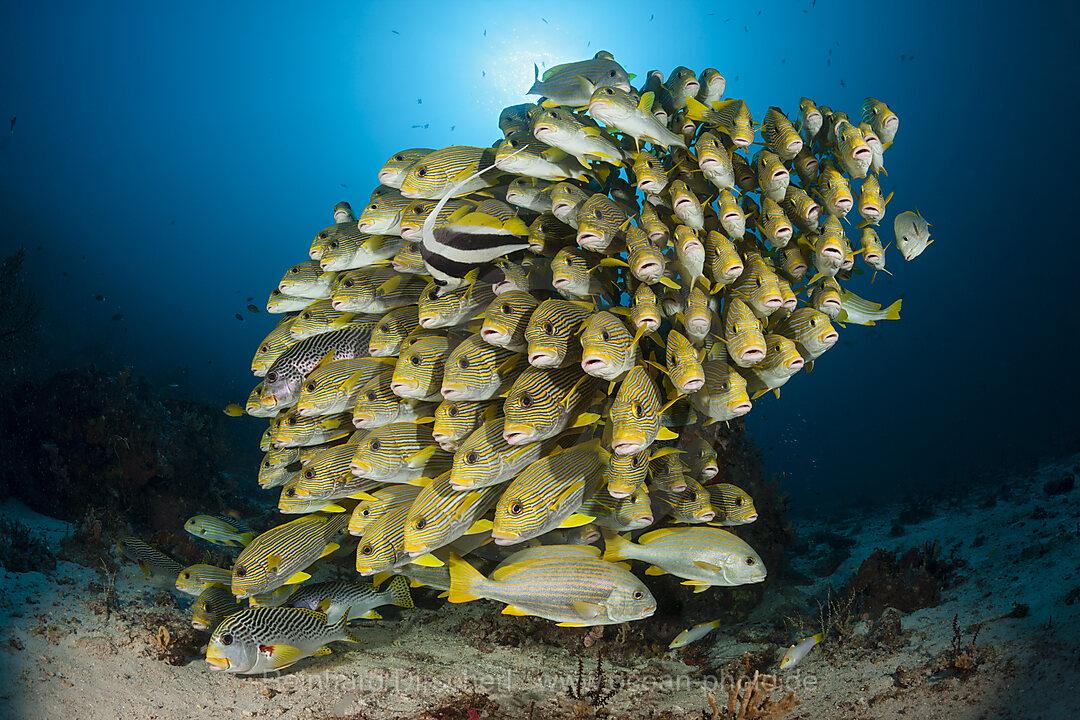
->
[[732, 251, 785, 318], [550, 182, 591, 229], [480, 290, 538, 352], [762, 106, 803, 161], [654, 476, 715, 524], [391, 332, 450, 401], [660, 66, 700, 114], [448, 548, 656, 626], [378, 148, 434, 188], [862, 97, 899, 145], [696, 68, 725, 105], [857, 226, 890, 279], [492, 439, 608, 546], [723, 297, 767, 367], [258, 446, 300, 489], [231, 513, 347, 599], [753, 149, 790, 203], [350, 372, 437, 429], [757, 197, 794, 249], [441, 333, 523, 401], [631, 151, 669, 196], [705, 231, 745, 290], [310, 221, 356, 261], [527, 55, 633, 107], [648, 450, 689, 493], [859, 122, 886, 175], [417, 279, 494, 329], [681, 284, 712, 346], [669, 180, 704, 232], [893, 209, 933, 261], [815, 160, 854, 218], [332, 269, 428, 314], [797, 97, 823, 142], [694, 130, 735, 192], [588, 87, 687, 150], [618, 225, 673, 287], [278, 260, 337, 300], [627, 283, 663, 336], [603, 526, 765, 590], [270, 411, 353, 448], [575, 193, 628, 253], [689, 358, 752, 423], [267, 288, 315, 314], [432, 400, 502, 451], [399, 198, 472, 242], [604, 446, 657, 498], [684, 97, 755, 149], [289, 299, 351, 340], [578, 311, 640, 382], [732, 152, 757, 194], [499, 103, 537, 139], [319, 230, 405, 272], [349, 422, 448, 484], [354, 500, 411, 575], [686, 438, 718, 481], [296, 357, 394, 417], [716, 189, 746, 239], [294, 440, 371, 498], [348, 484, 422, 538], [672, 225, 705, 289], [277, 481, 351, 515], [528, 212, 575, 256], [782, 184, 822, 233], [392, 244, 428, 274], [610, 365, 675, 457], [810, 277, 844, 319], [506, 176, 554, 213], [578, 487, 654, 531], [184, 515, 256, 548], [837, 291, 902, 326], [449, 418, 554, 491], [834, 120, 872, 179], [251, 316, 302, 376], [403, 470, 502, 561], [502, 364, 600, 445], [856, 173, 892, 228], [191, 585, 242, 631], [368, 305, 420, 357], [780, 243, 810, 282], [530, 107, 625, 167], [494, 138, 588, 182], [176, 564, 232, 596], [655, 329, 705, 395], [792, 146, 820, 185], [550, 247, 602, 299], [707, 483, 758, 525], [738, 334, 805, 399], [808, 216, 848, 278], [525, 298, 593, 369], [775, 307, 839, 363], [399, 146, 499, 200]]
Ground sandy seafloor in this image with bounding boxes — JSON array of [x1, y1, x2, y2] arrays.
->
[[2, 454, 1079, 720]]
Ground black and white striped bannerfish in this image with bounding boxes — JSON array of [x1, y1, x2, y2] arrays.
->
[[231, 513, 348, 599]]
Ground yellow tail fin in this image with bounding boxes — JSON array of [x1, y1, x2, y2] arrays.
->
[[447, 553, 485, 603]]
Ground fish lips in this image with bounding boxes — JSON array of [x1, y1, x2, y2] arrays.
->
[[502, 422, 538, 446]]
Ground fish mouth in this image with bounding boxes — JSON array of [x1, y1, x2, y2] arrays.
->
[[789, 357, 805, 371], [636, 514, 655, 526], [785, 139, 803, 154], [612, 439, 644, 457], [806, 206, 821, 222], [440, 386, 466, 400], [205, 653, 231, 671], [853, 146, 872, 162], [356, 221, 375, 232], [637, 179, 662, 193], [608, 487, 631, 499], [502, 424, 536, 445], [637, 316, 660, 333], [581, 355, 610, 373], [679, 375, 705, 393], [551, 201, 574, 217], [730, 401, 752, 417], [822, 247, 844, 262], [489, 530, 520, 546], [551, 276, 571, 289], [771, 169, 790, 184], [635, 260, 662, 280], [350, 462, 372, 477], [418, 315, 439, 328], [725, 263, 745, 279], [532, 124, 554, 137], [861, 205, 881, 219], [701, 465, 718, 479], [722, 211, 742, 224], [746, 513, 759, 522], [684, 80, 701, 96], [835, 197, 853, 212], [822, 331, 839, 346], [576, 232, 604, 250], [774, 227, 792, 242], [528, 350, 561, 367], [699, 511, 716, 522], [481, 328, 507, 344], [740, 348, 765, 364], [732, 136, 751, 148]]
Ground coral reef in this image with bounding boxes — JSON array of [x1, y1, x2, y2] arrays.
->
[[0, 515, 57, 573], [839, 541, 959, 620], [707, 671, 800, 720]]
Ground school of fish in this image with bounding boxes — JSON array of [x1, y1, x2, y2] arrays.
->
[[122, 52, 930, 673]]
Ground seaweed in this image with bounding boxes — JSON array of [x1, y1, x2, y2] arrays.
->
[[565, 649, 620, 712], [0, 515, 56, 573]]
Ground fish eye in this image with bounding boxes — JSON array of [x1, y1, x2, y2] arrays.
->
[[755, 278, 762, 287], [361, 544, 373, 555], [266, 372, 277, 382], [234, 567, 246, 577], [262, 461, 270, 468], [286, 487, 296, 497], [594, 210, 602, 219], [366, 391, 377, 401], [448, 406, 458, 417], [287, 416, 297, 426], [370, 440, 382, 451], [745, 556, 755, 565], [543, 322, 554, 335], [394, 154, 403, 161], [290, 266, 299, 273], [304, 469, 314, 479], [410, 355, 421, 365], [221, 633, 234, 645], [417, 168, 427, 178], [302, 312, 312, 320], [633, 454, 643, 467], [466, 451, 479, 464], [510, 500, 523, 515], [305, 383, 315, 392], [809, 318, 817, 327], [501, 304, 511, 313], [634, 403, 644, 417], [601, 330, 611, 341], [260, 345, 269, 353], [415, 518, 427, 530], [633, 590, 644, 599], [344, 280, 354, 288], [428, 290, 439, 300], [319, 232, 328, 239], [520, 393, 533, 407], [458, 358, 470, 369], [603, 88, 613, 94], [361, 508, 370, 517], [379, 323, 389, 332], [328, 241, 339, 249], [668, 353, 676, 365], [730, 324, 736, 334], [609, 70, 616, 77], [182, 572, 189, 579]]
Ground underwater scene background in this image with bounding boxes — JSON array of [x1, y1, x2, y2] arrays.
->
[[0, 1, 1078, 719]]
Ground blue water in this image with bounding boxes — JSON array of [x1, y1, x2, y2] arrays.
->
[[0, 0, 1076, 515]]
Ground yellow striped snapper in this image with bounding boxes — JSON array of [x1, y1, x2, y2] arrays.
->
[[610, 365, 676, 456], [117, 537, 184, 581], [531, 107, 625, 167], [815, 160, 854, 218], [669, 618, 723, 649], [626, 282, 663, 335], [528, 55, 633, 107], [289, 300, 353, 341], [659, 66, 699, 114], [603, 526, 765, 590], [716, 189, 746, 239], [278, 261, 336, 300], [893, 209, 933, 261], [494, 138, 589, 182], [654, 476, 715, 524], [399, 198, 471, 242], [379, 147, 433, 188], [331, 268, 425, 313], [732, 253, 784, 318], [258, 446, 301, 489], [588, 87, 687, 150], [417, 279, 494, 329], [707, 483, 758, 525], [399, 146, 499, 200], [267, 287, 316, 314], [367, 305, 420, 357], [191, 585, 242, 631], [246, 586, 298, 608], [333, 201, 354, 223], [252, 315, 299, 376], [270, 411, 353, 448], [690, 358, 752, 422], [684, 98, 755, 150], [792, 146, 820, 185], [449, 418, 554, 490], [575, 193, 628, 253], [797, 97, 823, 142], [319, 231, 405, 272], [578, 487, 653, 531], [259, 427, 273, 452], [775, 307, 839, 363], [648, 450, 689, 493], [695, 68, 725, 105], [854, 173, 891, 228], [780, 243, 810, 282], [350, 372, 436, 429], [490, 257, 533, 295], [231, 513, 347, 599], [480, 290, 538, 352], [433, 400, 502, 451], [681, 284, 712, 346], [862, 97, 899, 145], [492, 439, 607, 546], [348, 484, 422, 537], [762, 106, 804, 161], [694, 131, 735, 191], [261, 324, 375, 410], [775, 275, 798, 320], [616, 225, 672, 287], [858, 122, 886, 175], [277, 480, 351, 515], [550, 182, 591, 229], [296, 356, 393, 417], [176, 564, 232, 596], [448, 548, 656, 626], [355, 498, 411, 574], [392, 245, 427, 274], [837, 291, 902, 326], [390, 332, 450, 401], [807, 216, 847, 278], [833, 120, 872, 179], [757, 197, 794, 249], [578, 311, 640, 381], [499, 103, 537, 139], [442, 333, 523, 401], [810, 277, 844, 319], [782, 184, 822, 233], [858, 227, 889, 280], [310, 222, 356, 261], [184, 515, 256, 548], [753, 149, 790, 203], [705, 231, 745, 289], [525, 298, 593, 368], [686, 438, 718, 481], [403, 471, 502, 561], [504, 177, 551, 214], [668, 180, 704, 232], [738, 334, 804, 399], [654, 329, 704, 394], [287, 575, 413, 623], [631, 151, 670, 195], [349, 422, 447, 484], [723, 297, 767, 367], [502, 364, 600, 445], [206, 606, 360, 674], [603, 446, 661, 498], [294, 440, 374, 498], [389, 564, 452, 593], [637, 70, 668, 124]]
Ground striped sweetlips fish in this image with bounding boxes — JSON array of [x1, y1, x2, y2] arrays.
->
[[403, 470, 502, 562], [525, 298, 594, 369], [377, 147, 434, 188], [441, 333, 523, 401], [527, 54, 633, 107], [295, 356, 394, 417], [432, 399, 502, 451], [206, 606, 360, 674], [501, 364, 600, 446], [231, 513, 347, 599]]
